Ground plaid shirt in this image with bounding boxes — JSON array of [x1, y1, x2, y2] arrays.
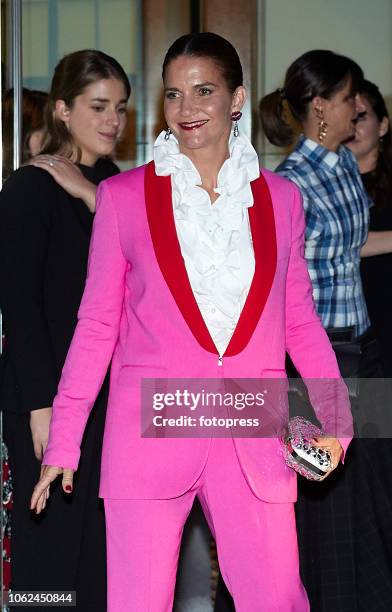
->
[[277, 136, 370, 336]]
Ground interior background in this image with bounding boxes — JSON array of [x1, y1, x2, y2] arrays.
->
[[2, 0, 391, 169]]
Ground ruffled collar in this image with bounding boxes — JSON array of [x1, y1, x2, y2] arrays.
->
[[153, 129, 259, 355], [153, 129, 260, 207]]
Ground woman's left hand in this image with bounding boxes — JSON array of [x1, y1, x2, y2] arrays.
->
[[312, 436, 343, 480], [29, 154, 97, 212]]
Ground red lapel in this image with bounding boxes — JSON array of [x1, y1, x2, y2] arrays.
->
[[144, 160, 277, 357], [224, 172, 277, 355], [145, 161, 217, 354]]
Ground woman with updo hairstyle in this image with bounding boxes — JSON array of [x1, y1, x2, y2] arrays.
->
[[0, 49, 130, 611], [260, 49, 363, 148], [260, 51, 392, 611], [31, 34, 351, 611]]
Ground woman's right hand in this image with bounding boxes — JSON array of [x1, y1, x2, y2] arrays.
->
[[30, 464, 75, 514], [29, 154, 97, 212]]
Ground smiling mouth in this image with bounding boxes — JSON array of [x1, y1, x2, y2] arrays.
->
[[179, 120, 209, 131], [99, 132, 117, 140]]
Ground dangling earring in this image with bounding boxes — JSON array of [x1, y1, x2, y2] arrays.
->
[[164, 127, 172, 141], [316, 108, 328, 144], [231, 111, 242, 137]]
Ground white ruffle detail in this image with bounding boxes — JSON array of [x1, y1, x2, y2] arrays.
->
[[153, 130, 259, 355]]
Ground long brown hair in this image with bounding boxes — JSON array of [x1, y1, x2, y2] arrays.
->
[[358, 80, 392, 210], [259, 50, 363, 147], [40, 49, 131, 158], [2, 88, 48, 178]]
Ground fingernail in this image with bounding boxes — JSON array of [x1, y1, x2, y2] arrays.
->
[[65, 485, 72, 492]]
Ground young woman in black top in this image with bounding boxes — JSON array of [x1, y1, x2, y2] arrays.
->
[[0, 49, 130, 611], [345, 83, 392, 612]]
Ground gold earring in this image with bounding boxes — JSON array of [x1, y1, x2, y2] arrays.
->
[[316, 107, 328, 144]]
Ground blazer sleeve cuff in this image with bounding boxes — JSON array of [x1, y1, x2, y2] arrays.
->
[[42, 448, 80, 472]]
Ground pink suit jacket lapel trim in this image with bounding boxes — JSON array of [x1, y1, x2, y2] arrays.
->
[[144, 161, 277, 357]]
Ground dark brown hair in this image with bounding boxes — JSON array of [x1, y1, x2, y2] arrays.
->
[[162, 32, 243, 94], [259, 49, 364, 147], [41, 49, 131, 158], [359, 80, 392, 210], [2, 88, 48, 177]]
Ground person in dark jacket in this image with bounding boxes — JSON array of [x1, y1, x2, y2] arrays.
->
[[2, 86, 48, 596], [0, 49, 130, 612], [348, 80, 392, 375]]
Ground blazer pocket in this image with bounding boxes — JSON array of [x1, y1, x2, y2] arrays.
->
[[261, 368, 287, 377]]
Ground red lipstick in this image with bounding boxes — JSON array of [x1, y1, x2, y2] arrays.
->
[[179, 120, 208, 131]]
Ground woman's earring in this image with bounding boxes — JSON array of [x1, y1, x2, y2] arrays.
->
[[231, 111, 242, 137], [316, 108, 328, 144], [164, 127, 172, 141]]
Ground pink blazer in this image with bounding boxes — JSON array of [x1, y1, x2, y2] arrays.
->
[[43, 162, 352, 502]]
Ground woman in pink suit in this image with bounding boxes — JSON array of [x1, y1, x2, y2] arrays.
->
[[31, 33, 351, 611]]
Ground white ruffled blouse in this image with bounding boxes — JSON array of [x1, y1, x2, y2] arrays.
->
[[153, 130, 260, 356]]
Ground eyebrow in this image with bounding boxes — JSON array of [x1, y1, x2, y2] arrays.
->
[[164, 81, 217, 92], [90, 97, 128, 104]]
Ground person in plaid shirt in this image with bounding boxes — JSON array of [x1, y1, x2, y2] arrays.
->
[[258, 50, 389, 612], [277, 136, 371, 337]]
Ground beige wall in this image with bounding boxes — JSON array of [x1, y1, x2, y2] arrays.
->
[[259, 0, 392, 167], [22, 0, 138, 80], [22, 1, 49, 78]]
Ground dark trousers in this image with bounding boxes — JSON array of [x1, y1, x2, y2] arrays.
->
[[296, 333, 392, 612], [3, 384, 108, 612], [214, 330, 392, 612]]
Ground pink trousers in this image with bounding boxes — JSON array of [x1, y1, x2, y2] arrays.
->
[[104, 438, 309, 611]]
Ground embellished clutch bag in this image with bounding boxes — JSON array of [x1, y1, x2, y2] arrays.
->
[[282, 416, 333, 481]]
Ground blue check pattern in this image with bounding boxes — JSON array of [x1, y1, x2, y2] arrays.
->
[[277, 136, 370, 336]]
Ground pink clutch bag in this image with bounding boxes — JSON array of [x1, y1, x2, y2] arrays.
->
[[282, 417, 333, 481]]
